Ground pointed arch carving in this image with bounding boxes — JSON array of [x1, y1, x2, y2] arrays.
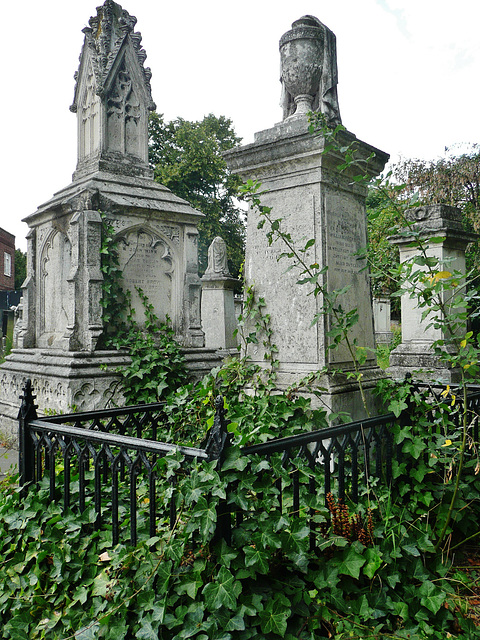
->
[[38, 229, 73, 345]]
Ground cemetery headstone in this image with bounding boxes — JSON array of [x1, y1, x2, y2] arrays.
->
[[201, 237, 239, 351]]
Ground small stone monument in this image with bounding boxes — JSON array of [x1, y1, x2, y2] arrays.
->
[[388, 204, 477, 382], [225, 16, 389, 419], [201, 237, 239, 350], [373, 297, 393, 345], [0, 1, 205, 433]]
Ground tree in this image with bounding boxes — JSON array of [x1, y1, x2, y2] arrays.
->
[[366, 188, 401, 300], [14, 249, 26, 290], [149, 113, 245, 277]]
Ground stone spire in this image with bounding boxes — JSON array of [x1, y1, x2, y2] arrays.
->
[[70, 0, 156, 180]]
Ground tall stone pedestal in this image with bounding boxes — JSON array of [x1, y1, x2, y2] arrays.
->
[[225, 117, 389, 420], [388, 204, 477, 383]]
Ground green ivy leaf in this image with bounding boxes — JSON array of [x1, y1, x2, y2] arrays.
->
[[259, 593, 291, 636], [419, 580, 446, 614], [244, 545, 270, 574], [363, 547, 383, 579], [403, 436, 426, 459], [389, 399, 408, 418], [337, 545, 366, 579], [225, 612, 246, 632], [202, 567, 241, 611], [136, 618, 160, 640], [92, 570, 110, 597], [75, 623, 100, 640], [188, 496, 217, 540]]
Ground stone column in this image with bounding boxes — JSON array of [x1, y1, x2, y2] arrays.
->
[[388, 204, 477, 382], [184, 228, 205, 348], [16, 228, 36, 349]]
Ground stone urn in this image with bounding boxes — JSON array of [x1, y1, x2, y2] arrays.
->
[[280, 16, 324, 117]]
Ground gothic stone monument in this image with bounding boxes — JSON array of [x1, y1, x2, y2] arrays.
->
[[225, 16, 389, 419], [388, 204, 477, 382], [0, 1, 204, 435]]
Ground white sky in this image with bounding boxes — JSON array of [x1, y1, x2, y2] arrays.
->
[[2, 0, 479, 251]]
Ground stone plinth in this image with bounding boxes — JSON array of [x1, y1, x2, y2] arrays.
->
[[201, 275, 239, 350], [0, 349, 130, 439], [388, 204, 477, 383], [225, 117, 389, 419]]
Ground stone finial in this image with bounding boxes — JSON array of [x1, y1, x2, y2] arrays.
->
[[279, 15, 341, 124], [71, 1, 155, 111], [205, 237, 231, 277], [70, 0, 155, 180]]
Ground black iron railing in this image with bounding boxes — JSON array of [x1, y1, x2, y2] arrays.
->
[[242, 412, 398, 503], [18, 380, 228, 546], [18, 380, 480, 548], [238, 413, 399, 551]]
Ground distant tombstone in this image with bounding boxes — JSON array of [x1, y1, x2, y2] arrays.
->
[[201, 237, 239, 350], [0, 0, 205, 435], [205, 236, 230, 277], [388, 204, 477, 382], [373, 297, 393, 345], [225, 16, 389, 420]]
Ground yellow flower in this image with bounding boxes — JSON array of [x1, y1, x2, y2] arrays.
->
[[440, 385, 451, 398], [442, 439, 453, 447]]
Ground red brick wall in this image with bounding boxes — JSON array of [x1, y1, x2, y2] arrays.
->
[[0, 228, 15, 291]]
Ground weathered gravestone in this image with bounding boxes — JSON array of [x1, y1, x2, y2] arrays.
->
[[0, 0, 207, 434], [388, 204, 477, 382], [201, 237, 239, 351], [225, 16, 389, 419], [373, 297, 393, 345]]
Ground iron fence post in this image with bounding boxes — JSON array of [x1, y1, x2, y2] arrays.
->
[[18, 379, 37, 489], [205, 395, 232, 545]]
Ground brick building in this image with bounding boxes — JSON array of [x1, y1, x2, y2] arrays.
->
[[0, 228, 15, 291]]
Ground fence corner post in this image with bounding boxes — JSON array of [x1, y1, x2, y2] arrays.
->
[[18, 379, 37, 488], [206, 395, 232, 545]]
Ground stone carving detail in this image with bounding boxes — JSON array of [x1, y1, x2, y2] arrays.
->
[[39, 230, 72, 343], [12, 298, 23, 349], [70, 1, 156, 178], [406, 207, 429, 222], [107, 62, 142, 157], [81, 65, 101, 158], [205, 236, 230, 277], [71, 0, 155, 111], [280, 15, 341, 124]]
